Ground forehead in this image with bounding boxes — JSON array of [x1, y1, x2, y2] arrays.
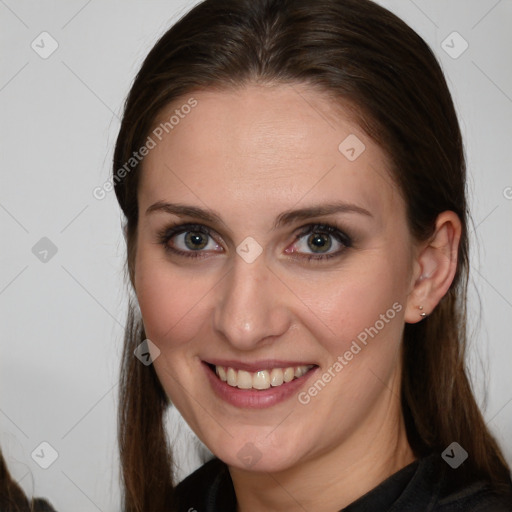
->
[[139, 84, 402, 227]]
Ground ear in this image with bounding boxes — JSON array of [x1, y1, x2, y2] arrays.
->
[[404, 211, 462, 324]]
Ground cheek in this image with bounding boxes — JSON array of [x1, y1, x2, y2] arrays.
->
[[290, 271, 407, 428], [134, 249, 212, 349], [287, 251, 410, 382], [292, 255, 408, 333]]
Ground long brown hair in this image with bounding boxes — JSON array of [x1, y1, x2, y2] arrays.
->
[[113, 0, 511, 510], [0, 449, 56, 511]]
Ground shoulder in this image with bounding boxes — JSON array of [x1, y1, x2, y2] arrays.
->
[[425, 453, 512, 512], [172, 453, 512, 512], [174, 457, 235, 512], [377, 452, 512, 511], [435, 467, 512, 511]]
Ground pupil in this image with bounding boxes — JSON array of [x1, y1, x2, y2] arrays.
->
[[308, 233, 331, 253], [185, 232, 207, 250]]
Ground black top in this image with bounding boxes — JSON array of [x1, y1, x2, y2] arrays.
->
[[175, 453, 512, 511]]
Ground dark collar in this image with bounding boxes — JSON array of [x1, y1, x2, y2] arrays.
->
[[175, 452, 512, 512]]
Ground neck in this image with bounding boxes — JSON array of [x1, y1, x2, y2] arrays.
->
[[229, 387, 415, 512]]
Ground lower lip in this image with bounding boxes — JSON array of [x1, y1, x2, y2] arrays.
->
[[203, 363, 318, 409]]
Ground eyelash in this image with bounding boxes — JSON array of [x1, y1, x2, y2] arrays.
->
[[156, 222, 352, 262]]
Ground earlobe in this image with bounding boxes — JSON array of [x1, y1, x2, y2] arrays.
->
[[405, 211, 462, 324]]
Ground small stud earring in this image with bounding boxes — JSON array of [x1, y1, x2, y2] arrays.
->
[[418, 305, 427, 318]]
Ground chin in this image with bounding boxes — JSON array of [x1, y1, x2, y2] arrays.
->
[[206, 432, 307, 474]]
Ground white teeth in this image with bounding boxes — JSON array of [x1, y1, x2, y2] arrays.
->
[[253, 370, 271, 390], [227, 367, 237, 386], [214, 364, 313, 390], [283, 367, 295, 382], [216, 366, 227, 382], [270, 368, 284, 387], [237, 370, 253, 389]]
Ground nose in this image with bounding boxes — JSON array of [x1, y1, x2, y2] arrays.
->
[[213, 256, 291, 351]]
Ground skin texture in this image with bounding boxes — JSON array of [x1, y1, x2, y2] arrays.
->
[[133, 83, 461, 512]]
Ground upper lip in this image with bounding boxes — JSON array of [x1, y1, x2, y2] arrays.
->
[[204, 359, 317, 372]]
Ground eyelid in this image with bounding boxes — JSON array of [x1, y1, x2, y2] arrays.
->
[[285, 222, 352, 262], [294, 222, 352, 245], [160, 222, 222, 242], [157, 222, 223, 255]]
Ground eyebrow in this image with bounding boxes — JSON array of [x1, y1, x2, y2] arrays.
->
[[145, 201, 372, 230]]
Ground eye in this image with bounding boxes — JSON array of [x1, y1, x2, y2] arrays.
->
[[157, 223, 222, 258], [157, 221, 351, 262], [286, 223, 352, 261]]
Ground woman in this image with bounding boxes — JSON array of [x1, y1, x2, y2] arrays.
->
[[113, 0, 512, 510]]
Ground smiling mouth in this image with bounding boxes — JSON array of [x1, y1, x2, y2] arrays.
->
[[207, 363, 316, 390]]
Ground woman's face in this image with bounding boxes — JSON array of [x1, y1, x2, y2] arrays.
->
[[134, 84, 418, 473]]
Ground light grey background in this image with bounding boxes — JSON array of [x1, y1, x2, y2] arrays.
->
[[1, 1, 511, 510]]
